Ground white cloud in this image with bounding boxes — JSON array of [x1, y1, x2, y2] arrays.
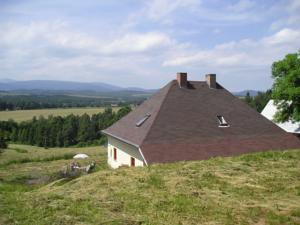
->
[[125, 0, 262, 29], [270, 0, 300, 31], [0, 20, 176, 86], [102, 32, 173, 54], [262, 28, 300, 45], [287, 0, 300, 11], [1, 0, 299, 90], [163, 28, 300, 68], [122, 0, 200, 29], [146, 0, 200, 21], [0, 21, 174, 56], [227, 0, 255, 12]]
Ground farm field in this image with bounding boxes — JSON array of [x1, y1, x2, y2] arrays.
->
[[0, 107, 120, 122], [1, 144, 300, 225]]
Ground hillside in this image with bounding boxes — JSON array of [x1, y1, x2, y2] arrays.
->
[[0, 79, 154, 93], [0, 79, 257, 97], [1, 145, 300, 225]]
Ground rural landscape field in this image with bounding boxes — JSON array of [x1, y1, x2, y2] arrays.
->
[[1, 1, 300, 224], [0, 107, 120, 122], [1, 144, 300, 224]]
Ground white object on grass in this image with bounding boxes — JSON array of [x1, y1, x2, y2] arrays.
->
[[73, 153, 89, 159]]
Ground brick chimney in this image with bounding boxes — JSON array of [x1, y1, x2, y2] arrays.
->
[[206, 74, 216, 89], [177, 72, 187, 88]]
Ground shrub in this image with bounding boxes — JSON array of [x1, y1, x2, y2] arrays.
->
[[0, 136, 8, 150]]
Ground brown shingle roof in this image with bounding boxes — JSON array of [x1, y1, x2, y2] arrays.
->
[[103, 79, 300, 164], [103, 81, 173, 146]]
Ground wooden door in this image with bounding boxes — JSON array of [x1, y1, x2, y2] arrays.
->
[[131, 157, 135, 167]]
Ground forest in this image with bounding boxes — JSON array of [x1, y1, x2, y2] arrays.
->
[[0, 106, 131, 148], [0, 92, 149, 111], [243, 90, 272, 112], [0, 94, 112, 110]]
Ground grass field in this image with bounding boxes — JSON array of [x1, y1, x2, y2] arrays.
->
[[0, 107, 120, 122], [0, 144, 107, 184], [1, 144, 300, 225]]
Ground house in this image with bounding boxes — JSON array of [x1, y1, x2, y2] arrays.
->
[[261, 100, 300, 138], [102, 73, 300, 168]]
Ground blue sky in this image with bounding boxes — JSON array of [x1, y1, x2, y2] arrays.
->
[[0, 0, 299, 91]]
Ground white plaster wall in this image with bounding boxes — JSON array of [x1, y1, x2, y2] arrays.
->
[[107, 136, 144, 169]]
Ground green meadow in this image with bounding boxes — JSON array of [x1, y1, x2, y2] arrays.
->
[[0, 144, 300, 224]]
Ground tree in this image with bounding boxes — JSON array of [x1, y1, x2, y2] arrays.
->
[[0, 106, 133, 147], [243, 90, 271, 113], [244, 91, 252, 105], [78, 114, 91, 143], [62, 115, 78, 146], [0, 130, 8, 151], [253, 90, 272, 113], [114, 105, 132, 121], [272, 51, 300, 122]]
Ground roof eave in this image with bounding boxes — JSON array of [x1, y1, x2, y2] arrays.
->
[[101, 130, 140, 148]]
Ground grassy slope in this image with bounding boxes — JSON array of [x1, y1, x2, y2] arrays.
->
[[1, 145, 300, 225], [0, 107, 120, 122], [0, 144, 107, 182]]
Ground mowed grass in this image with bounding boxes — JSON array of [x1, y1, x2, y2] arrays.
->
[[0, 107, 120, 122], [0, 144, 107, 185], [1, 145, 300, 225]]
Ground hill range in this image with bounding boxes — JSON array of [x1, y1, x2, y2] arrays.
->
[[0, 79, 260, 96]]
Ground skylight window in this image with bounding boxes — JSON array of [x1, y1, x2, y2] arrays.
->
[[217, 115, 230, 127], [136, 113, 151, 127]]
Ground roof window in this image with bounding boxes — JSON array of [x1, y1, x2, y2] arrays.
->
[[217, 115, 230, 127], [136, 113, 151, 127]]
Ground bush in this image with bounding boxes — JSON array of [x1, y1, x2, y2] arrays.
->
[[0, 136, 7, 152]]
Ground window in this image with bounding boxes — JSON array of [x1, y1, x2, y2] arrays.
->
[[113, 148, 117, 160], [131, 157, 135, 167], [136, 113, 151, 127], [217, 115, 230, 127]]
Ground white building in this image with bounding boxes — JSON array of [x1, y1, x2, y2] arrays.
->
[[102, 73, 300, 169], [106, 136, 145, 169], [261, 100, 300, 134]]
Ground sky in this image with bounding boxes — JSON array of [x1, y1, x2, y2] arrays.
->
[[0, 0, 299, 91]]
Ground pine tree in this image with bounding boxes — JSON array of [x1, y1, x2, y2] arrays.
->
[[78, 114, 91, 143], [0, 130, 8, 150]]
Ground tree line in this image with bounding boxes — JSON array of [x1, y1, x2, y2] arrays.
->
[[0, 106, 131, 148], [0, 94, 136, 111], [243, 90, 272, 113]]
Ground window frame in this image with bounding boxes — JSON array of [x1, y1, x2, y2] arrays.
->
[[136, 113, 151, 127], [217, 115, 230, 127]]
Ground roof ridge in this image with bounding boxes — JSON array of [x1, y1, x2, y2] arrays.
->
[[139, 80, 175, 146]]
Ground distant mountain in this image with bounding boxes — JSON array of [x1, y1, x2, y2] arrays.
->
[[233, 90, 261, 97], [0, 78, 16, 83], [0, 79, 262, 97], [0, 80, 152, 93], [124, 87, 157, 92]]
